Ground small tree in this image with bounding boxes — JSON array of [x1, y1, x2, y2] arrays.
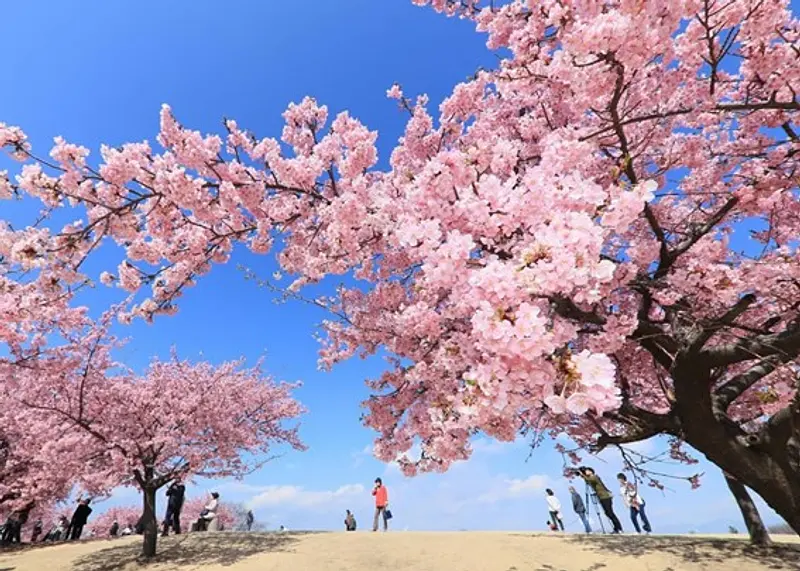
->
[[22, 352, 305, 557]]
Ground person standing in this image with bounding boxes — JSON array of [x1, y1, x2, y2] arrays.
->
[[371, 478, 389, 532], [161, 479, 186, 537], [246, 510, 254, 532], [569, 485, 592, 533], [68, 498, 92, 540], [109, 520, 119, 537], [545, 489, 564, 531], [577, 467, 622, 534], [617, 473, 652, 534], [31, 519, 43, 543], [1, 513, 18, 543]]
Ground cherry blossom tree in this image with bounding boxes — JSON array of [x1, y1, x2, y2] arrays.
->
[[86, 504, 143, 538], [17, 353, 305, 557], [181, 496, 237, 530], [2, 0, 800, 538], [0, 394, 94, 520], [89, 496, 238, 538]]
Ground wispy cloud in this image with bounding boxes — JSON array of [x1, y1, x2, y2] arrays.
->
[[247, 483, 365, 509], [476, 474, 549, 504], [384, 442, 423, 476], [351, 444, 374, 468]]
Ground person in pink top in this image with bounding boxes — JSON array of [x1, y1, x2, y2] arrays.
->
[[371, 478, 389, 532]]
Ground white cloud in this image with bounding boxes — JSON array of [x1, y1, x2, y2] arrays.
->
[[248, 483, 364, 510], [476, 474, 549, 504], [470, 438, 525, 455], [351, 444, 374, 468], [507, 475, 549, 494], [384, 442, 422, 476]]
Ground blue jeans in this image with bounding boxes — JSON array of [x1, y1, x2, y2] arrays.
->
[[577, 511, 592, 533], [630, 503, 652, 533]]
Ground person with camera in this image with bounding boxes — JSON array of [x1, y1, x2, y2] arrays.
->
[[161, 478, 186, 537], [574, 467, 623, 534]]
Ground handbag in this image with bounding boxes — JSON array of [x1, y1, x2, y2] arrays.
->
[[384, 509, 393, 520]]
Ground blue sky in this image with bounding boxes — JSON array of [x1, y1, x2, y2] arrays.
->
[[0, 1, 791, 533]]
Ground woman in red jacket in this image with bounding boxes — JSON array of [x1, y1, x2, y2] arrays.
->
[[371, 478, 389, 532]]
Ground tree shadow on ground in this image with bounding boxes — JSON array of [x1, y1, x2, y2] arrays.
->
[[71, 532, 315, 571], [560, 534, 800, 570]]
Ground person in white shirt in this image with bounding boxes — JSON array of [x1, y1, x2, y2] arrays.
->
[[202, 492, 220, 531], [545, 489, 564, 531], [617, 473, 652, 533]]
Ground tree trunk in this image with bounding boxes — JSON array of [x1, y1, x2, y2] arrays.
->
[[723, 471, 772, 546], [669, 356, 800, 539], [142, 485, 158, 558]]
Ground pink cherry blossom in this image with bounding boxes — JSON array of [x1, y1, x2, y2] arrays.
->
[[1, 0, 800, 538]]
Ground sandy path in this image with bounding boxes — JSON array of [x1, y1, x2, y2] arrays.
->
[[1, 531, 798, 571]]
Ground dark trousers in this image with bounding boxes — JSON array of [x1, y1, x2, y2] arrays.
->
[[576, 511, 592, 533], [1, 522, 20, 543], [162, 505, 182, 535], [630, 503, 652, 533], [372, 506, 388, 531], [69, 523, 84, 540], [599, 498, 623, 532], [548, 511, 564, 530]]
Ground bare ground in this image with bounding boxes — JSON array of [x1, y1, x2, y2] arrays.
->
[[1, 531, 798, 571]]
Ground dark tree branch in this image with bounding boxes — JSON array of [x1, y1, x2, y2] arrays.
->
[[689, 293, 757, 352], [714, 354, 785, 411], [700, 320, 800, 369]]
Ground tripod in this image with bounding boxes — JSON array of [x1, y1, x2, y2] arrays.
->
[[585, 481, 607, 534]]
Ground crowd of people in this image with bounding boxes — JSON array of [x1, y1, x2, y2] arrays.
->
[[544, 467, 653, 535], [3, 467, 652, 544], [0, 480, 236, 547], [1, 498, 94, 545], [342, 469, 650, 536]]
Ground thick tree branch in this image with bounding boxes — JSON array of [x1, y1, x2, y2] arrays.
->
[[548, 295, 606, 325], [717, 99, 800, 112], [714, 354, 785, 411], [700, 319, 800, 369], [689, 293, 757, 353]]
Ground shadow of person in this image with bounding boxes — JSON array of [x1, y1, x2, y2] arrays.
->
[[71, 532, 312, 571], [565, 534, 800, 570]]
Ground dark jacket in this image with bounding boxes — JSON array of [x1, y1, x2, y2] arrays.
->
[[166, 483, 186, 509], [584, 474, 612, 500], [71, 503, 92, 526], [570, 490, 586, 513]]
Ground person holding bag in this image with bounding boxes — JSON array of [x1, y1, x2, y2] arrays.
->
[[371, 478, 390, 532]]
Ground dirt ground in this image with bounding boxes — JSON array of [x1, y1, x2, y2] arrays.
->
[[1, 531, 799, 571]]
